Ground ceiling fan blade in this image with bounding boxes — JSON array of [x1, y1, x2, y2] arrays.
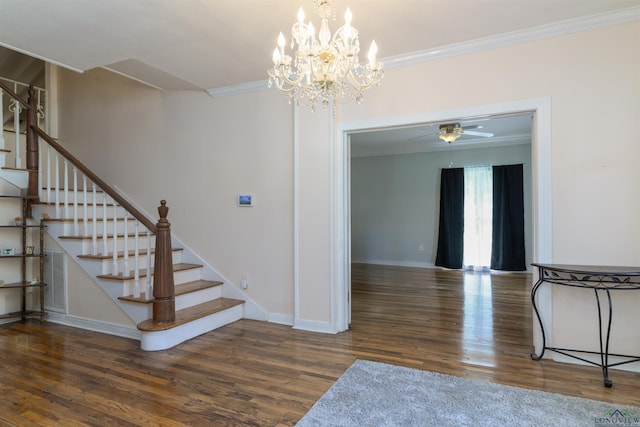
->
[[462, 130, 494, 137], [461, 124, 482, 130]]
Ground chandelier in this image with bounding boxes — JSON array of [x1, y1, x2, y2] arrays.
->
[[267, 0, 384, 109]]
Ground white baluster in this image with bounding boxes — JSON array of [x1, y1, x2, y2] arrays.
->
[[46, 145, 51, 203], [13, 99, 22, 168], [73, 168, 79, 235], [0, 91, 4, 150], [146, 229, 152, 296], [123, 212, 129, 276], [102, 194, 108, 255], [133, 220, 140, 298], [92, 184, 98, 255], [112, 201, 119, 275], [83, 176, 88, 236], [64, 159, 69, 217], [54, 151, 60, 217], [38, 138, 43, 201]]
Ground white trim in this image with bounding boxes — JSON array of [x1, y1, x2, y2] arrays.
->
[[383, 6, 640, 70], [140, 304, 243, 351], [268, 313, 294, 326], [46, 311, 141, 340], [353, 259, 435, 269], [335, 97, 553, 351], [0, 42, 85, 74], [205, 7, 640, 98], [293, 106, 300, 327], [293, 319, 339, 334]]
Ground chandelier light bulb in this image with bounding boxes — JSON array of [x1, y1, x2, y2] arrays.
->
[[267, 0, 384, 109], [368, 41, 378, 66]]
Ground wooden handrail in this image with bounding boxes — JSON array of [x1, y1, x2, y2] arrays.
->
[[33, 127, 157, 233], [0, 80, 29, 109]]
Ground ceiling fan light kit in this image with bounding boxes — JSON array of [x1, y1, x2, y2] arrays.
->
[[438, 123, 495, 143], [267, 0, 384, 109], [439, 123, 464, 143]]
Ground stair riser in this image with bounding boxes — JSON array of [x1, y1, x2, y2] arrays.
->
[[175, 286, 223, 311], [39, 190, 109, 205], [59, 235, 156, 257], [35, 203, 122, 220], [93, 251, 182, 275], [140, 304, 243, 351], [57, 220, 150, 236], [119, 268, 203, 296]]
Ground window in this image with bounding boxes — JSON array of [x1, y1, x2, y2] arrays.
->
[[463, 167, 492, 271]]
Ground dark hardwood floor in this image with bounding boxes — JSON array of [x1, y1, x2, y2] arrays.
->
[[1, 264, 639, 426]]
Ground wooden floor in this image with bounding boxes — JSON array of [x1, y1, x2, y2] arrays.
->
[[1, 264, 639, 426]]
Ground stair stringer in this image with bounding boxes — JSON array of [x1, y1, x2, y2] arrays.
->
[[171, 237, 268, 322]]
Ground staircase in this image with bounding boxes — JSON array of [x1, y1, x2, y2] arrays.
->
[[31, 197, 244, 351], [0, 81, 250, 351]]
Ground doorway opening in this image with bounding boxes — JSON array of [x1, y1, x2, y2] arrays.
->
[[332, 98, 552, 348]]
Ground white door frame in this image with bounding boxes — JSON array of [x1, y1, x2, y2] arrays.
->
[[332, 97, 553, 353]]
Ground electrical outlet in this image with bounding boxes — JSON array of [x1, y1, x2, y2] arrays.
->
[[418, 244, 424, 252], [241, 274, 248, 289]]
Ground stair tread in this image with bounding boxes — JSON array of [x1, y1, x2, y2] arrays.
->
[[1, 166, 28, 171], [137, 298, 243, 332], [117, 280, 223, 304], [0, 149, 10, 153], [78, 247, 182, 260], [97, 263, 202, 281]]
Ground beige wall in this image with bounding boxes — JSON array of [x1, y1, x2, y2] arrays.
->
[[56, 20, 640, 355], [330, 21, 640, 356], [58, 69, 295, 319]]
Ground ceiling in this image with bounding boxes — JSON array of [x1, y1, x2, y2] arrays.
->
[[350, 114, 533, 157], [0, 1, 637, 152], [0, 0, 639, 93]]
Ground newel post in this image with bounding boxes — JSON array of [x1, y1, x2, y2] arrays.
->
[[26, 86, 39, 209], [153, 200, 175, 323]]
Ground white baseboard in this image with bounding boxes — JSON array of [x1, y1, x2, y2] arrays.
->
[[353, 259, 434, 269], [293, 318, 339, 334], [268, 313, 294, 326], [46, 312, 141, 341]]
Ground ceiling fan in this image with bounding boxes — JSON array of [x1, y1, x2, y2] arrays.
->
[[438, 123, 494, 143]]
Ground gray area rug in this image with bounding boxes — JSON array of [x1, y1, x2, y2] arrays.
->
[[296, 360, 640, 427]]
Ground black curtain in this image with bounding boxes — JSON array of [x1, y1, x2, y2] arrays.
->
[[435, 168, 464, 269], [491, 164, 526, 271]]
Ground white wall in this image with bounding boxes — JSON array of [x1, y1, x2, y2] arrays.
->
[[351, 143, 532, 269]]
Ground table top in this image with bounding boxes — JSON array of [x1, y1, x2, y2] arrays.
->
[[532, 263, 640, 276]]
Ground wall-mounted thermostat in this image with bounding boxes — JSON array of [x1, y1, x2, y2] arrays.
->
[[237, 194, 253, 207]]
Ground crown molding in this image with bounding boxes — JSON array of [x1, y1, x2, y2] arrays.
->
[[384, 6, 640, 70], [207, 80, 267, 98], [207, 6, 640, 98]]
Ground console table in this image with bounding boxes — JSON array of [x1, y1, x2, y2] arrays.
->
[[531, 263, 640, 387]]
